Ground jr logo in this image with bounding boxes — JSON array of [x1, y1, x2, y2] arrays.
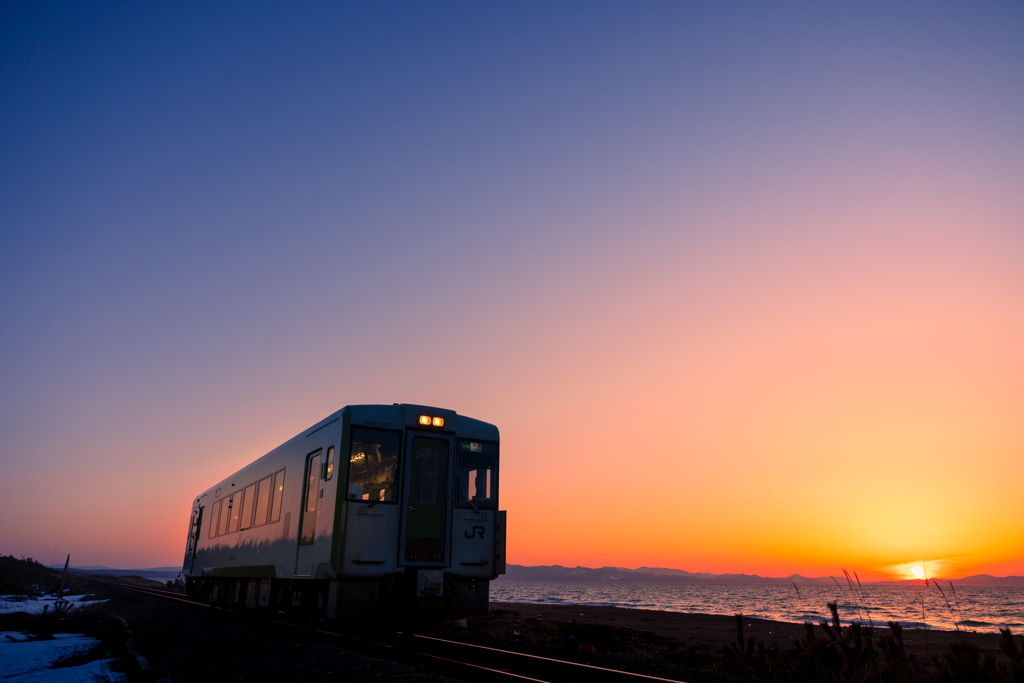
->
[[465, 525, 486, 539]]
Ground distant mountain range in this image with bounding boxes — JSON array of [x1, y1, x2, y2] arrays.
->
[[48, 564, 181, 580], [45, 562, 1024, 586], [498, 565, 1024, 586]]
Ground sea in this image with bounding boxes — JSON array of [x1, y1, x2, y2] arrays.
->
[[490, 581, 1024, 632]]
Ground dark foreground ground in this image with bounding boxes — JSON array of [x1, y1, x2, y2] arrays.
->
[[2, 561, 1022, 683], [2, 577, 460, 682]]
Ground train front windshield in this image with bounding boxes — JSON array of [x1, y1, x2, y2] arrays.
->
[[348, 427, 400, 502], [456, 440, 497, 509]]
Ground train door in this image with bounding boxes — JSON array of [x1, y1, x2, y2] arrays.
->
[[183, 504, 203, 575], [398, 434, 453, 566], [294, 450, 322, 576]]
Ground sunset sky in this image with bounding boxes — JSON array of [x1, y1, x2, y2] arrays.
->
[[2, 2, 1022, 581]]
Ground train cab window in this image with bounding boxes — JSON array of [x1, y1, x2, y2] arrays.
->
[[270, 469, 285, 523], [239, 483, 257, 530], [456, 440, 498, 510], [228, 492, 241, 533], [209, 500, 222, 538], [254, 476, 272, 526], [347, 427, 399, 503]]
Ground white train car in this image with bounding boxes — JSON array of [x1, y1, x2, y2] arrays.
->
[[181, 403, 505, 618]]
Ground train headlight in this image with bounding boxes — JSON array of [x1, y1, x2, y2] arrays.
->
[[432, 417, 444, 427], [419, 415, 431, 425]]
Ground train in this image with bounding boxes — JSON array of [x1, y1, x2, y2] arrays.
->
[[181, 403, 505, 619]]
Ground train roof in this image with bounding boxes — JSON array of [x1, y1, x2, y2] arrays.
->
[[191, 403, 498, 502]]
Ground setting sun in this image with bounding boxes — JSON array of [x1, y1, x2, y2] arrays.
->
[[888, 560, 957, 581]]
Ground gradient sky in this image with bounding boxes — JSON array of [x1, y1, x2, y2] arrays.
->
[[2, 2, 1022, 580]]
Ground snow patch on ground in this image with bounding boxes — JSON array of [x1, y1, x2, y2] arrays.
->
[[0, 593, 109, 615], [7, 657, 125, 682], [0, 632, 126, 681]]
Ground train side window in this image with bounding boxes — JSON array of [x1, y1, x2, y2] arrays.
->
[[209, 500, 222, 538], [347, 427, 399, 503], [254, 476, 272, 526], [324, 446, 335, 480], [228, 492, 241, 533], [269, 469, 285, 523], [239, 483, 257, 530], [218, 495, 231, 536], [455, 440, 498, 510]]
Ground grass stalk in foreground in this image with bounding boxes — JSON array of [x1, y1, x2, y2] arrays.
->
[[931, 580, 961, 633], [727, 599, 1024, 683], [948, 582, 969, 632]]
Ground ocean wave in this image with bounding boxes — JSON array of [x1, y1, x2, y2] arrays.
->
[[489, 582, 1024, 630]]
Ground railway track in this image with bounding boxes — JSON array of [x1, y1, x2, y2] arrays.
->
[[101, 581, 685, 683]]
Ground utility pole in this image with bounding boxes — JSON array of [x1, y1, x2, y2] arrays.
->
[[59, 554, 70, 597]]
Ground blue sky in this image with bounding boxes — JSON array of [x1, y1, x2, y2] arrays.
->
[[2, 2, 1023, 572]]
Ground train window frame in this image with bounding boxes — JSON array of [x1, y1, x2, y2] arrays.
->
[[239, 483, 257, 530], [324, 446, 335, 480], [209, 499, 222, 538], [218, 495, 232, 536], [228, 491, 242, 533], [299, 450, 322, 546], [254, 475, 273, 527], [304, 450, 321, 516], [269, 469, 285, 523], [346, 426, 403, 505], [454, 439, 499, 511]]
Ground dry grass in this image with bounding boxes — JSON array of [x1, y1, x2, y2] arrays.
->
[[722, 601, 1024, 683]]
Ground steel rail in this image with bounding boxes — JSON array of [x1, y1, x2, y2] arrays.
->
[[99, 581, 685, 683], [98, 582, 208, 607], [409, 633, 684, 683], [100, 581, 546, 682]]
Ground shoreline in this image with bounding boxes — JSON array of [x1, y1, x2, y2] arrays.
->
[[489, 601, 1011, 659]]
